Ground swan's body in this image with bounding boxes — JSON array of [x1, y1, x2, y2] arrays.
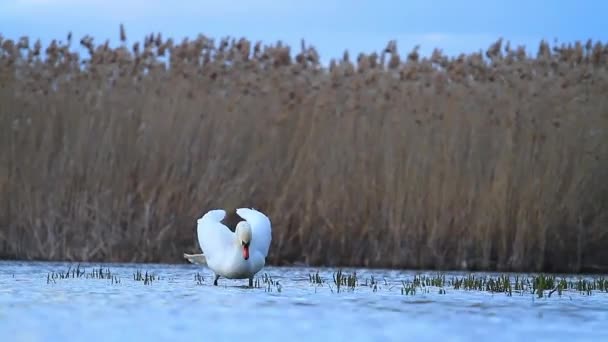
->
[[186, 208, 272, 287]]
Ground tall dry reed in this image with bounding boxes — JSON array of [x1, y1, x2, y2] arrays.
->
[[1, 30, 607, 272]]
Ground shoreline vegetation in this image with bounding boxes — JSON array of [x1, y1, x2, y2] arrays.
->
[[41, 263, 608, 297], [1, 26, 607, 273]]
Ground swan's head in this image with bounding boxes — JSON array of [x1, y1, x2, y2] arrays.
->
[[235, 221, 252, 260]]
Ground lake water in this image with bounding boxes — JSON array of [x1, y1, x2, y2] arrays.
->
[[0, 261, 607, 341]]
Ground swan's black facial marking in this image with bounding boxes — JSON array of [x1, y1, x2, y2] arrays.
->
[[242, 241, 250, 260]]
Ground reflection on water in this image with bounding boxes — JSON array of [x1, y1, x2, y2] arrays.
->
[[0, 261, 607, 341]]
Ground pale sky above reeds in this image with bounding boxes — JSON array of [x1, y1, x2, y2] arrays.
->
[[1, 0, 607, 64]]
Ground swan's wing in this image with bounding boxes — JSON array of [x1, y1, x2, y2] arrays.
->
[[236, 208, 272, 257], [196, 209, 233, 260]]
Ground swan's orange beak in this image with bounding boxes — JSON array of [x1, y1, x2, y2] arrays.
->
[[242, 243, 249, 260]]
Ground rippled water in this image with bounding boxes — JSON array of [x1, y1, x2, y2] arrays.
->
[[0, 261, 607, 341]]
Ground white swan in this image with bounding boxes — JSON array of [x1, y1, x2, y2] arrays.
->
[[184, 208, 272, 287]]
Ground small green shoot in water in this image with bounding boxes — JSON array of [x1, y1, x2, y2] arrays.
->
[[133, 270, 155, 285], [401, 281, 416, 295], [333, 269, 357, 293], [309, 271, 323, 285], [194, 272, 204, 285], [263, 276, 281, 293], [262, 273, 275, 285]]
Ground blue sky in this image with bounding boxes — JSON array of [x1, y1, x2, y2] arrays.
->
[[1, 0, 607, 64]]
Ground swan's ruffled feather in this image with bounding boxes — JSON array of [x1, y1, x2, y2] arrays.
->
[[196, 209, 233, 263]]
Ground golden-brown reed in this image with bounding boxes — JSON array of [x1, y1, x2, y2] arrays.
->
[[1, 29, 607, 273]]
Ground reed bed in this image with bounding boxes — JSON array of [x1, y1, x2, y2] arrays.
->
[[1, 27, 607, 273]]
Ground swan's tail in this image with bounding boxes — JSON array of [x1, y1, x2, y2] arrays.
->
[[183, 253, 207, 265]]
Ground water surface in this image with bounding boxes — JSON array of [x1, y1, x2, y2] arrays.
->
[[0, 261, 606, 341]]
